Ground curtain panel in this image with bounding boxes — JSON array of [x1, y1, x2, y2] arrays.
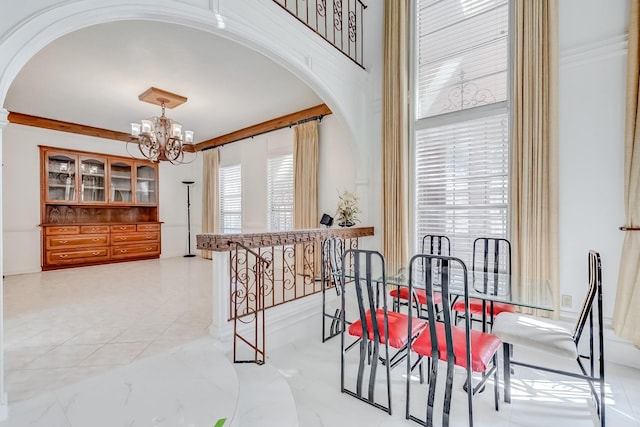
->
[[613, 0, 640, 348], [201, 148, 220, 259], [382, 0, 409, 275], [294, 120, 319, 276], [510, 0, 560, 317]]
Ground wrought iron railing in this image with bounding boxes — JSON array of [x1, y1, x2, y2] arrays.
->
[[273, 0, 367, 68], [197, 227, 374, 364], [229, 241, 269, 364]]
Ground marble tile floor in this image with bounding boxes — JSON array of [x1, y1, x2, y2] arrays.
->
[[266, 334, 640, 427], [1, 256, 640, 426], [2, 257, 213, 403]]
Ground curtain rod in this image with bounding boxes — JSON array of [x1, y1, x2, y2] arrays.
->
[[202, 115, 324, 151]]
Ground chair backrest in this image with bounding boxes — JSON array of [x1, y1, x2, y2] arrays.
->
[[472, 237, 511, 296], [341, 249, 388, 343], [408, 253, 471, 367], [573, 250, 602, 344], [422, 234, 451, 256], [322, 237, 345, 295], [472, 237, 511, 275]]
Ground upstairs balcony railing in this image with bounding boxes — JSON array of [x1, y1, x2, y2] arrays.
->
[[273, 0, 367, 68]]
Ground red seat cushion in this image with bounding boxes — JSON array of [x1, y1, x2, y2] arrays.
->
[[348, 308, 427, 349], [389, 287, 443, 305], [411, 322, 502, 372], [452, 298, 515, 316]]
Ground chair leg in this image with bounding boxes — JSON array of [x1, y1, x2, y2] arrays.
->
[[503, 343, 511, 403], [426, 357, 439, 427], [493, 353, 500, 411], [356, 339, 366, 397]]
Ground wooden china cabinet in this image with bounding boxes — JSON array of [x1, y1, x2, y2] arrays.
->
[[39, 145, 161, 270]]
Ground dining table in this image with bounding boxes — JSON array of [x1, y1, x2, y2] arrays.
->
[[382, 266, 555, 315]]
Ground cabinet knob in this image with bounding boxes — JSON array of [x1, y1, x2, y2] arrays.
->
[[146, 247, 152, 250], [59, 240, 68, 244], [61, 228, 68, 232], [120, 249, 127, 253], [92, 238, 100, 242], [91, 227, 98, 231], [119, 237, 127, 241], [119, 226, 126, 230], [92, 251, 100, 255], [59, 254, 67, 258], [146, 235, 153, 239]]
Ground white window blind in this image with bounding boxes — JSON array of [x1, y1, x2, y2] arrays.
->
[[219, 164, 242, 234], [267, 153, 294, 231], [414, 0, 510, 266]]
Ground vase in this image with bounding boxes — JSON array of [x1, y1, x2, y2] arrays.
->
[[339, 220, 355, 227]]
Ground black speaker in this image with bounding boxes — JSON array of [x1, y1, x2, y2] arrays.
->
[[320, 213, 333, 227]]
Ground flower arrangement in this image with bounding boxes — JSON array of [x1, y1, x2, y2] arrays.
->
[[335, 190, 361, 227]]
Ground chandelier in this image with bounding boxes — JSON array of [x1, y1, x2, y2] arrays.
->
[[130, 87, 195, 164]]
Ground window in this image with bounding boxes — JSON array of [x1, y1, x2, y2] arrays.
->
[[267, 153, 294, 231], [219, 164, 242, 234], [413, 0, 510, 266]]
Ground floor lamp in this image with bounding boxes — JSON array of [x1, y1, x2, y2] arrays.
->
[[182, 180, 196, 258]]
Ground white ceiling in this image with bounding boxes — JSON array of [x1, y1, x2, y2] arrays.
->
[[4, 20, 323, 143]]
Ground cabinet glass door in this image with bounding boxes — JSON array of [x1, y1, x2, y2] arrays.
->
[[136, 165, 157, 204], [110, 161, 133, 203], [79, 156, 106, 203], [46, 153, 77, 202]]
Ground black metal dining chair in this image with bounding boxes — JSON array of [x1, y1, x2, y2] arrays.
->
[[321, 237, 345, 342], [405, 253, 502, 427], [340, 249, 427, 415], [389, 234, 450, 318], [492, 250, 605, 427], [452, 237, 515, 331]]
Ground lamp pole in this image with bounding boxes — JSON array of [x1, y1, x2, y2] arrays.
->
[[182, 180, 196, 257]]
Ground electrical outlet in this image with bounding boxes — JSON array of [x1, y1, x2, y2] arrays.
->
[[561, 294, 572, 307]]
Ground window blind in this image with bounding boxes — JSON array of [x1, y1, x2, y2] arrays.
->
[[414, 0, 510, 267], [267, 153, 294, 231], [219, 164, 242, 234]]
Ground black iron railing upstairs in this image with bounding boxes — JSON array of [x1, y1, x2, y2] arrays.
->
[[273, 0, 367, 68]]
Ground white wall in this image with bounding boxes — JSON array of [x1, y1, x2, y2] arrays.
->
[[558, 0, 637, 365], [558, 0, 628, 320], [216, 114, 356, 233], [1, 124, 199, 274]]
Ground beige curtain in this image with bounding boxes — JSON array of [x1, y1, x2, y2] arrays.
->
[[382, 0, 409, 275], [613, 1, 640, 348], [294, 120, 319, 276], [201, 148, 220, 259], [510, 0, 560, 317]]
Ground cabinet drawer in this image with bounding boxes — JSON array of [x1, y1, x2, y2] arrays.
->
[[46, 234, 109, 249], [137, 223, 160, 232], [80, 225, 110, 234], [45, 226, 80, 235], [46, 247, 110, 265], [111, 232, 160, 244], [110, 224, 136, 232], [111, 243, 160, 259]]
